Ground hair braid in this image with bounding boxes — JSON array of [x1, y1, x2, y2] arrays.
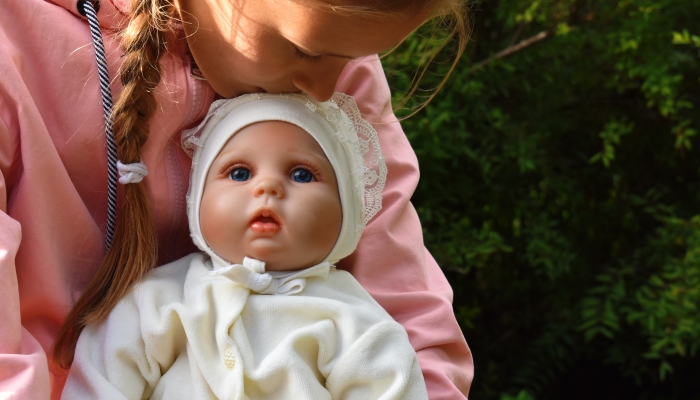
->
[[54, 0, 175, 368]]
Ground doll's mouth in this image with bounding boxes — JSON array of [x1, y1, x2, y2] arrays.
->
[[249, 210, 282, 234]]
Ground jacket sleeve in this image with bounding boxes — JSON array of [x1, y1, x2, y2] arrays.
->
[[0, 94, 51, 399], [335, 57, 474, 399], [325, 320, 429, 400], [61, 292, 160, 400]]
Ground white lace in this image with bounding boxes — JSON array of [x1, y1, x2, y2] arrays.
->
[[316, 93, 386, 228], [116, 160, 148, 184]]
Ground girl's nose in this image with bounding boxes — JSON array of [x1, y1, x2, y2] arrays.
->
[[253, 177, 285, 199], [292, 75, 335, 102], [292, 62, 348, 102]]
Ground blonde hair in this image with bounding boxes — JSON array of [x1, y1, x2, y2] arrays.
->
[[319, 0, 470, 117], [53, 0, 469, 368], [393, 1, 470, 118]]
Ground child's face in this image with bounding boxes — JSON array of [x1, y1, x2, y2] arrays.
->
[[200, 121, 343, 271], [175, 0, 429, 101]]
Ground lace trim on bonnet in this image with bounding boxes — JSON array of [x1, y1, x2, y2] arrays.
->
[[181, 92, 387, 233]]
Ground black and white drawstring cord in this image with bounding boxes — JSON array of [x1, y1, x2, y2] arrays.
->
[[79, 0, 148, 252]]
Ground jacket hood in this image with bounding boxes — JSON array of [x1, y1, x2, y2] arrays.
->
[[51, 0, 129, 29]]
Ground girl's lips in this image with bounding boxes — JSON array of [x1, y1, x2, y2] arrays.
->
[[249, 210, 282, 234]]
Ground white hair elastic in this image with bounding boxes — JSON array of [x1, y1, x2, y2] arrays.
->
[[116, 160, 149, 184]]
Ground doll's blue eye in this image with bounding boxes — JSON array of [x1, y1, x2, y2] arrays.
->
[[291, 168, 315, 183], [229, 167, 251, 181]]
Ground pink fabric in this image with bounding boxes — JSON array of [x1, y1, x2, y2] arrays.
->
[[0, 0, 473, 399], [336, 60, 473, 399]]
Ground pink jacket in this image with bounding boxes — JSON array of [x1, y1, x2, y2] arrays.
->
[[0, 0, 473, 399]]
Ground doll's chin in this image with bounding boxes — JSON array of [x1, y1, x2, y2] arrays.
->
[[242, 240, 323, 271], [243, 243, 286, 267], [247, 252, 317, 272]]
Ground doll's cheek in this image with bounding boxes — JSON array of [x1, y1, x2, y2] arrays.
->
[[200, 188, 247, 247]]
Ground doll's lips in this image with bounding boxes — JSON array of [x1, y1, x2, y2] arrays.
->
[[249, 209, 282, 234]]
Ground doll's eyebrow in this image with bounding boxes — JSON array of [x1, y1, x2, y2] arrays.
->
[[286, 147, 328, 161], [218, 147, 252, 157]]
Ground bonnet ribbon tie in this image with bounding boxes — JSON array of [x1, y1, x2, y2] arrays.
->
[[209, 257, 331, 296], [117, 160, 148, 184]]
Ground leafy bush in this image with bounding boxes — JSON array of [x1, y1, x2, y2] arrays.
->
[[382, 0, 700, 398]]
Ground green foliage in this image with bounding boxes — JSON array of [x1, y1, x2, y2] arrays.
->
[[589, 119, 634, 168], [628, 217, 700, 366], [501, 390, 536, 400], [383, 0, 700, 398]]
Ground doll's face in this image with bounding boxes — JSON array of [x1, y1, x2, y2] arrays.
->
[[200, 121, 342, 271]]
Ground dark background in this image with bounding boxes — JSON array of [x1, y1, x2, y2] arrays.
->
[[382, 1, 700, 398]]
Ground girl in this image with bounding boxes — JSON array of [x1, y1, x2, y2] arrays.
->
[[0, 0, 472, 398], [62, 92, 429, 399]]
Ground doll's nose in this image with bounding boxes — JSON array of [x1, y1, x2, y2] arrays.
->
[[253, 177, 285, 199]]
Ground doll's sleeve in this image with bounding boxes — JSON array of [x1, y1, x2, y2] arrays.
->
[[61, 291, 160, 400], [325, 320, 429, 400], [335, 57, 474, 399]]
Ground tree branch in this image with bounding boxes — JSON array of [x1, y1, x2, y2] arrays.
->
[[469, 30, 550, 73]]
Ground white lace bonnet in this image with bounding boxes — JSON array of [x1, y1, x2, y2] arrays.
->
[[182, 92, 387, 266]]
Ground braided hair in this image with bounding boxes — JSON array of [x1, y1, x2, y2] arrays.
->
[[54, 0, 175, 368]]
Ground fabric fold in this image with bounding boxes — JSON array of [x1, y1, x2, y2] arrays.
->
[[208, 257, 331, 296]]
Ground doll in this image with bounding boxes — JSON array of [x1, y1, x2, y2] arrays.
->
[[61, 92, 429, 400]]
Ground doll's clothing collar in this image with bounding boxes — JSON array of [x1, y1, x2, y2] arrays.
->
[[208, 257, 331, 296]]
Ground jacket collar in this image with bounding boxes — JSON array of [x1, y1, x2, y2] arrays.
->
[[51, 0, 129, 30]]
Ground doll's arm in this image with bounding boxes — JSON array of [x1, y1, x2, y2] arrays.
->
[[335, 58, 474, 399], [61, 293, 160, 400], [325, 320, 428, 400]]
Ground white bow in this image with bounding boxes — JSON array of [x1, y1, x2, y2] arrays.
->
[[209, 257, 331, 296]]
